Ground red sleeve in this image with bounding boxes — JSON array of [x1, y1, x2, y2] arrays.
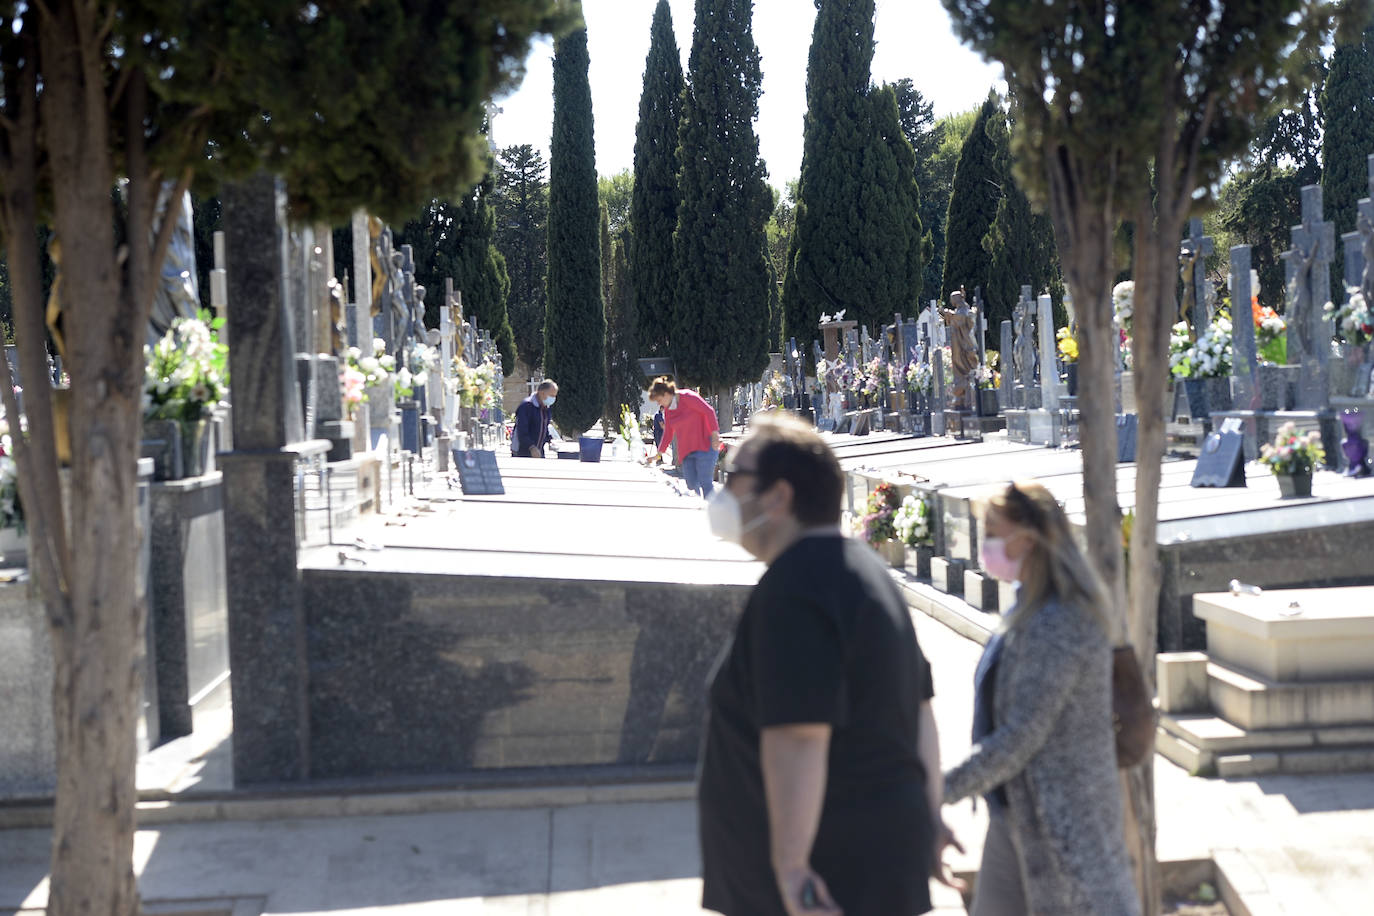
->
[[695, 393, 720, 434]]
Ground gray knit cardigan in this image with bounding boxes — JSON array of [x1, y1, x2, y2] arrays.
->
[[945, 597, 1141, 916]]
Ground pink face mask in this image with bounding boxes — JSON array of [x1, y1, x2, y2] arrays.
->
[[979, 536, 1022, 583]]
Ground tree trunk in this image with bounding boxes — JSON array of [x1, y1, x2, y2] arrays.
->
[[37, 5, 147, 914]]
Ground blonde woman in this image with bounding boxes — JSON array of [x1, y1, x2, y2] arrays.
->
[[943, 481, 1139, 916]]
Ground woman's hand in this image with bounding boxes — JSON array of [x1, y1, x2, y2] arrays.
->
[[931, 817, 967, 891], [774, 864, 842, 916]]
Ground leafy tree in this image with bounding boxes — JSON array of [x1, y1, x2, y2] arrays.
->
[[0, 2, 572, 912], [598, 169, 634, 241], [942, 4, 1334, 913], [604, 236, 641, 427], [765, 180, 799, 288], [890, 79, 944, 305], [941, 90, 1005, 302], [673, 0, 772, 391], [1217, 165, 1312, 311], [766, 241, 783, 352], [493, 144, 550, 371], [628, 0, 685, 357], [921, 107, 980, 301], [545, 25, 606, 436], [191, 194, 222, 312], [1322, 14, 1374, 295]]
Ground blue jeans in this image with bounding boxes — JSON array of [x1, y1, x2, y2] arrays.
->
[[681, 449, 718, 497]]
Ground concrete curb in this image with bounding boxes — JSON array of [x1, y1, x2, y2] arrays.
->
[[0, 778, 699, 830], [893, 567, 997, 646]]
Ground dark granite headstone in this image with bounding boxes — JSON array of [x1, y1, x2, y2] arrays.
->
[[1281, 186, 1334, 410], [454, 449, 505, 495], [1116, 413, 1138, 464], [1190, 424, 1246, 488]]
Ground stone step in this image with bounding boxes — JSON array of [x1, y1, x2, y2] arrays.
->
[[1207, 659, 1374, 730], [1216, 745, 1374, 778], [1159, 711, 1374, 775]]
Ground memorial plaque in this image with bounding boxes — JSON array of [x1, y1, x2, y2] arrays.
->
[[454, 448, 506, 495], [1116, 413, 1139, 464], [1190, 419, 1245, 488]]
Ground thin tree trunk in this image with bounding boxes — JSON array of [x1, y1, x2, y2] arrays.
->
[[39, 4, 144, 913]]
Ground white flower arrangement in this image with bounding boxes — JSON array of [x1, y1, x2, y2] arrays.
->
[[1169, 314, 1232, 380], [0, 455, 21, 531], [905, 361, 933, 394], [143, 313, 229, 423], [1112, 281, 1135, 329], [1324, 287, 1374, 346], [893, 492, 933, 548]]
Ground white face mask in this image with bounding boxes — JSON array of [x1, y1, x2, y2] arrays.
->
[[706, 487, 768, 544]]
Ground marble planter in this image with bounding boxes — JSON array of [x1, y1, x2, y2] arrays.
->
[[977, 388, 999, 416], [1276, 471, 1313, 499], [904, 544, 934, 580], [180, 418, 211, 478], [1183, 377, 1233, 420], [1065, 363, 1079, 397], [1258, 365, 1297, 411], [1119, 370, 1137, 415], [142, 418, 182, 481], [0, 525, 28, 566], [874, 539, 905, 567]]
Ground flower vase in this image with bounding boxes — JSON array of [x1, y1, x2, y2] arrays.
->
[[0, 525, 28, 567], [1119, 370, 1137, 415], [904, 544, 934, 580], [1276, 471, 1313, 499], [875, 539, 905, 567], [179, 418, 211, 478], [977, 388, 998, 417], [1065, 363, 1079, 397], [142, 418, 183, 481]]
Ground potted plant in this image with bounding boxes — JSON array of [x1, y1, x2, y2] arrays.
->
[[859, 481, 904, 566], [1325, 287, 1374, 398], [1056, 326, 1080, 396], [894, 491, 934, 578], [1259, 421, 1324, 498], [1169, 313, 1233, 420], [975, 355, 1000, 415], [143, 312, 229, 479]]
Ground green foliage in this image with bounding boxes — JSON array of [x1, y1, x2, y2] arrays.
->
[[604, 237, 641, 428], [673, 0, 772, 391], [628, 0, 685, 357], [493, 144, 550, 370], [190, 194, 222, 312], [785, 0, 924, 348], [982, 106, 1062, 345], [1217, 165, 1314, 312], [114, 0, 577, 225], [598, 170, 634, 241], [545, 26, 606, 437], [1322, 17, 1374, 296], [396, 162, 516, 370], [765, 180, 799, 290], [766, 240, 783, 352], [941, 91, 1004, 303], [890, 80, 948, 306]]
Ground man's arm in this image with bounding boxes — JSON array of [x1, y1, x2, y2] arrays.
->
[[761, 723, 843, 915]]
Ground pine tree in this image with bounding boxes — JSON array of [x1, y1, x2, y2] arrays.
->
[[784, 0, 877, 343], [605, 237, 641, 428], [493, 144, 550, 370], [629, 0, 685, 357], [673, 0, 772, 392], [545, 26, 606, 436], [941, 91, 1005, 302], [1321, 20, 1374, 297]]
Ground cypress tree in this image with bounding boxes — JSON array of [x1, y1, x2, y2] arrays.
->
[[629, 0, 685, 357], [766, 243, 783, 352], [784, 0, 878, 343], [449, 173, 517, 370], [941, 91, 1004, 302], [545, 26, 606, 436], [982, 102, 1061, 345], [855, 85, 923, 326], [673, 0, 772, 392], [1321, 20, 1374, 297]]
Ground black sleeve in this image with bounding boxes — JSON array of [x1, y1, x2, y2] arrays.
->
[[749, 579, 849, 729]]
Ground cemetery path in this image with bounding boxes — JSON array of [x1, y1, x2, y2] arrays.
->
[[2, 581, 1371, 913]]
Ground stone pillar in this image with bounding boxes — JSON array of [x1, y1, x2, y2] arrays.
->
[[1037, 294, 1060, 413], [932, 348, 946, 436], [1282, 185, 1334, 410], [999, 319, 1014, 409], [1231, 246, 1259, 413], [219, 173, 311, 785]]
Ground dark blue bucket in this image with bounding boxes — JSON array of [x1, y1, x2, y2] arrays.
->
[[578, 436, 604, 462]]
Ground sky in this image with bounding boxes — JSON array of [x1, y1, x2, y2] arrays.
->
[[491, 0, 1004, 193]]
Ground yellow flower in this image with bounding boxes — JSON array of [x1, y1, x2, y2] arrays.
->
[[1056, 326, 1079, 363]]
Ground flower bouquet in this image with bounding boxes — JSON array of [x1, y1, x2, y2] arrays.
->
[[617, 404, 644, 460], [1259, 421, 1324, 498], [1169, 314, 1233, 379], [1253, 300, 1287, 366], [1325, 287, 1374, 347], [143, 312, 229, 478], [894, 492, 932, 548]]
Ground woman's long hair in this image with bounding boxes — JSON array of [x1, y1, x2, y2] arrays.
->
[[984, 480, 1116, 638]]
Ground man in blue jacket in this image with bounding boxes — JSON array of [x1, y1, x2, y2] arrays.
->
[[512, 379, 557, 458]]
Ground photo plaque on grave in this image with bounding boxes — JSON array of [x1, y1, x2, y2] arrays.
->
[[454, 448, 506, 495], [1190, 418, 1246, 488]]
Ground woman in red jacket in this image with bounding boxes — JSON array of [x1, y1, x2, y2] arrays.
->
[[646, 376, 721, 497]]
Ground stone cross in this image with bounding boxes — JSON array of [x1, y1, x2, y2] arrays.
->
[[1013, 285, 1037, 392], [1230, 245, 1259, 411], [999, 319, 1014, 409], [1180, 218, 1216, 331], [351, 210, 372, 329], [973, 286, 988, 369], [1357, 154, 1374, 306], [373, 227, 397, 350], [860, 326, 873, 364], [1281, 185, 1335, 409], [844, 328, 860, 369], [1037, 294, 1059, 413]]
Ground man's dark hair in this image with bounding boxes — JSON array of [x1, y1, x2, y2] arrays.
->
[[746, 412, 842, 526], [537, 379, 558, 393]]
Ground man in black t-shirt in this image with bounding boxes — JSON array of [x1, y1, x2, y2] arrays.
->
[[699, 413, 960, 916]]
